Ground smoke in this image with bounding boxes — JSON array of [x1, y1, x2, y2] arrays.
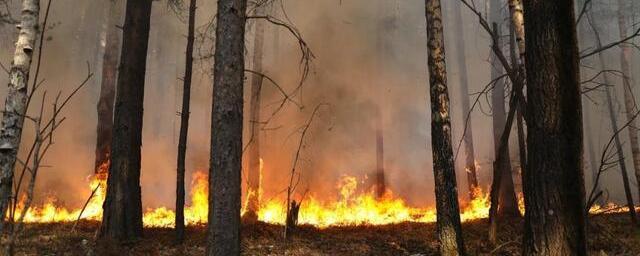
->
[[0, 0, 637, 210]]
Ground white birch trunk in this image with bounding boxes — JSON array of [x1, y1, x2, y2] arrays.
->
[[0, 0, 40, 232]]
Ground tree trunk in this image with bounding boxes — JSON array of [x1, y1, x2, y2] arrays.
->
[[0, 0, 40, 233], [95, 0, 124, 178], [490, 23, 519, 218], [510, 23, 527, 173], [522, 0, 588, 254], [425, 0, 466, 255], [618, 0, 640, 210], [175, 0, 196, 243], [244, 2, 265, 222], [375, 105, 386, 198], [452, 0, 478, 199], [99, 0, 152, 241], [207, 0, 246, 255]]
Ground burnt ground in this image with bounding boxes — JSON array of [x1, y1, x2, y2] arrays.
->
[[6, 213, 640, 255]]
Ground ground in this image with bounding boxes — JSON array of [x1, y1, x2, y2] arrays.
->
[[6, 213, 640, 255]]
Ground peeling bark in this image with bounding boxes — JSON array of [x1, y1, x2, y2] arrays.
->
[[0, 0, 40, 233]]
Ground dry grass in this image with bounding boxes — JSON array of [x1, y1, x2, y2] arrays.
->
[[5, 213, 640, 255]]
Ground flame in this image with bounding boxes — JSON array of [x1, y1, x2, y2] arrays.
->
[[11, 159, 638, 228]]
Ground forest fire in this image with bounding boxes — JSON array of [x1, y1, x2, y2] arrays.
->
[[13, 166, 635, 229], [15, 170, 493, 228]]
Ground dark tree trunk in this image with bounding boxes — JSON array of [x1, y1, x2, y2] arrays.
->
[[452, 0, 478, 199], [245, 2, 265, 222], [425, 0, 466, 255], [99, 0, 152, 242], [175, 0, 196, 243], [522, 0, 588, 254], [207, 0, 247, 255], [95, 0, 124, 178]]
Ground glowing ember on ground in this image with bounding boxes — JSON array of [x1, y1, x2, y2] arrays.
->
[[11, 162, 637, 228]]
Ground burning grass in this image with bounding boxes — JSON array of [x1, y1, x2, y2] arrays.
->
[[6, 213, 640, 255]]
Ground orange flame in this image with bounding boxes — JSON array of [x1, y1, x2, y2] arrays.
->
[[13, 159, 636, 228]]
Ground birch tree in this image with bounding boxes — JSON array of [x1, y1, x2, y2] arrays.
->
[[0, 0, 40, 233]]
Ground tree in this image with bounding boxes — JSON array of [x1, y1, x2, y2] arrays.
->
[[425, 0, 465, 254], [175, 0, 197, 243], [207, 0, 247, 255], [0, 0, 40, 233], [99, 0, 153, 241], [522, 0, 587, 254], [244, 1, 266, 223], [489, 22, 519, 218], [94, 0, 124, 177], [452, 0, 478, 199]]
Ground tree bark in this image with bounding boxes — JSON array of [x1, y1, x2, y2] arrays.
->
[[617, 0, 640, 210], [522, 0, 588, 254], [0, 0, 40, 233], [99, 0, 152, 241], [175, 0, 196, 243], [244, 2, 265, 222], [425, 0, 466, 255], [94, 0, 123, 178], [207, 0, 246, 255], [452, 0, 478, 199]]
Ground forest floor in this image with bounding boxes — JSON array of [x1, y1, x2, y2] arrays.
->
[[6, 212, 640, 255]]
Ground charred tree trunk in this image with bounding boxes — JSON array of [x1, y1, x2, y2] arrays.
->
[[99, 0, 152, 241], [94, 0, 124, 178], [175, 0, 196, 243], [0, 0, 40, 233], [425, 0, 466, 254], [244, 3, 265, 223], [207, 0, 246, 255], [452, 0, 478, 199], [617, 0, 640, 208], [522, 0, 588, 254]]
